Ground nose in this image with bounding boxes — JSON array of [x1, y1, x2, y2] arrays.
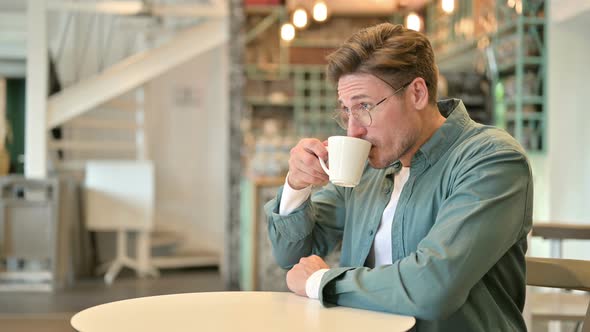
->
[[347, 118, 367, 139]]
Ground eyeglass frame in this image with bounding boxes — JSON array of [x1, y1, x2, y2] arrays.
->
[[332, 79, 413, 130]]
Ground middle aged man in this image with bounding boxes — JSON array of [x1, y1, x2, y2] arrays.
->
[[264, 23, 533, 331]]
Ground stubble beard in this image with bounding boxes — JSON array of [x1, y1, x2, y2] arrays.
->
[[368, 132, 417, 169]]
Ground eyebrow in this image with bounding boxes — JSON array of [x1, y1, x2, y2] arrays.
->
[[337, 94, 372, 105]]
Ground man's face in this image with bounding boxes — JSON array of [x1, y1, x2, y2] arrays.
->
[[337, 73, 421, 168]]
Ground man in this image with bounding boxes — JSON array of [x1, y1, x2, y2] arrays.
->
[[264, 23, 532, 331]]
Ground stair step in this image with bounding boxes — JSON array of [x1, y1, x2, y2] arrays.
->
[[54, 159, 142, 172], [151, 250, 219, 269], [53, 160, 87, 172], [151, 232, 182, 249], [65, 118, 140, 130], [48, 140, 136, 152]]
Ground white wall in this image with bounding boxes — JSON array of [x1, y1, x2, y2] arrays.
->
[[547, 18, 590, 220], [547, 8, 590, 221], [146, 45, 228, 254], [550, 0, 590, 23], [530, 2, 590, 259], [529, 153, 549, 220]]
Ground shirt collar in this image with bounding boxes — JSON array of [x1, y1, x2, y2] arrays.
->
[[385, 160, 403, 175], [411, 98, 470, 170], [381, 98, 470, 174]]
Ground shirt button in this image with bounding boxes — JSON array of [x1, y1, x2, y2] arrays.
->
[[369, 230, 374, 236], [384, 189, 391, 195]]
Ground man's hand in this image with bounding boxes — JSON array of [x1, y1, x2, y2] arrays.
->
[[287, 138, 329, 190], [286, 255, 329, 297]]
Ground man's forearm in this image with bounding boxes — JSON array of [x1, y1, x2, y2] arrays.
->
[[279, 173, 312, 215]]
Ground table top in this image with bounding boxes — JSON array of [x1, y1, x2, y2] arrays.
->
[[532, 222, 590, 240], [71, 291, 415, 332]]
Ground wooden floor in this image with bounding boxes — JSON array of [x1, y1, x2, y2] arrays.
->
[[0, 267, 223, 332]]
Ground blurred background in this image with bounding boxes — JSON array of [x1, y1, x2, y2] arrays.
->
[[0, 0, 588, 331]]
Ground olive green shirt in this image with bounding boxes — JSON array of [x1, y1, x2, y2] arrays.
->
[[264, 99, 533, 331]]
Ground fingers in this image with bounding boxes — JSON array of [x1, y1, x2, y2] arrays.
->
[[287, 138, 330, 189], [298, 255, 330, 270], [301, 139, 328, 161], [288, 161, 327, 186], [286, 255, 330, 297]]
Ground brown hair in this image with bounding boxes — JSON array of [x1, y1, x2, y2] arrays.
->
[[326, 23, 438, 104]]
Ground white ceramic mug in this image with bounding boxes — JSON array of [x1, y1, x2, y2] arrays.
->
[[318, 136, 371, 187]]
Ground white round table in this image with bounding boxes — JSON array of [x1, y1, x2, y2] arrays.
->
[[71, 291, 415, 332]]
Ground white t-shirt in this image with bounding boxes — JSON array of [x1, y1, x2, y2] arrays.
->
[[279, 167, 411, 299]]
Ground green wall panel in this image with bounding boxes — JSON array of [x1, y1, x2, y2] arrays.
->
[[5, 78, 25, 174]]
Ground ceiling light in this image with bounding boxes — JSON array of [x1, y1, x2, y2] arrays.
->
[[313, 1, 328, 22], [515, 0, 522, 14], [292, 8, 308, 29], [405, 12, 422, 31], [280, 23, 295, 41], [441, 0, 454, 14]]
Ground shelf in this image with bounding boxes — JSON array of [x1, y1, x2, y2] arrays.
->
[[523, 17, 546, 25], [246, 97, 294, 107], [498, 56, 543, 74], [505, 112, 544, 121], [434, 39, 478, 64], [495, 17, 545, 36], [245, 65, 290, 81], [250, 175, 285, 187], [427, 0, 547, 152], [291, 39, 342, 48], [245, 5, 282, 15], [505, 96, 544, 106]]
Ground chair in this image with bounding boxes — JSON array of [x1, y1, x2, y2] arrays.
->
[[532, 223, 590, 258], [526, 257, 590, 331], [528, 222, 590, 331], [84, 160, 158, 284]]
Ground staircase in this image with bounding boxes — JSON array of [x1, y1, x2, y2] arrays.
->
[[1, 2, 227, 272], [50, 91, 145, 176]]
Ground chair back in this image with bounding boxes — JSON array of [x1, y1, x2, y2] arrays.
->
[[526, 257, 590, 331]]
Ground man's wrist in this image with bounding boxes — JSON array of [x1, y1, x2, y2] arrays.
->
[[279, 173, 312, 216], [305, 268, 329, 300], [287, 176, 308, 191]]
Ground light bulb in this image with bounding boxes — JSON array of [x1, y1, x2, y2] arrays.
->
[[406, 12, 421, 31], [292, 8, 308, 29], [515, 0, 522, 14], [313, 1, 328, 22], [280, 23, 295, 41], [442, 0, 454, 14]]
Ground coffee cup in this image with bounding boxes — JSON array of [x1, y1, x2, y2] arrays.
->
[[317, 136, 371, 187]]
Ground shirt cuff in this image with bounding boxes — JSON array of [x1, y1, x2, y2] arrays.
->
[[279, 173, 312, 216], [305, 268, 329, 300]]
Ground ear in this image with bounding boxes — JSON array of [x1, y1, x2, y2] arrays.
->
[[408, 77, 429, 110]]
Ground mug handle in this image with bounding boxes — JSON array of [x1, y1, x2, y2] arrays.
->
[[317, 146, 330, 176]]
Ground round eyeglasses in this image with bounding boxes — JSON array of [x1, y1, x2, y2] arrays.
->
[[332, 81, 411, 130]]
